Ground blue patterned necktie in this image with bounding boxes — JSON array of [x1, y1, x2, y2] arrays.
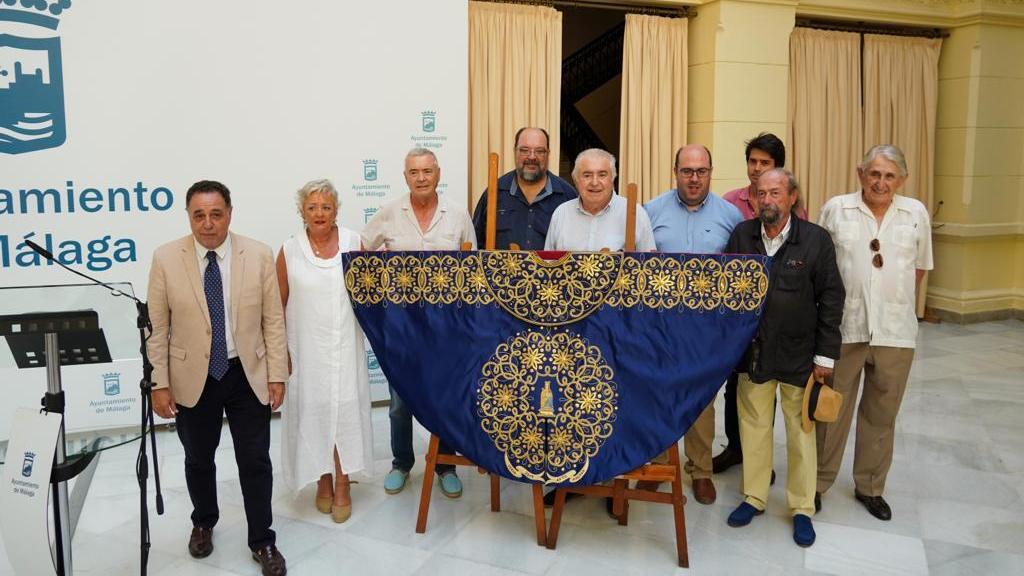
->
[[204, 250, 229, 380]]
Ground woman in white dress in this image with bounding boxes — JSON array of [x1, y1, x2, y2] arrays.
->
[[276, 179, 372, 523]]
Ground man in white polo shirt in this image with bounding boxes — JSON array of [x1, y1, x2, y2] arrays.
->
[[815, 144, 933, 521], [544, 148, 655, 252]]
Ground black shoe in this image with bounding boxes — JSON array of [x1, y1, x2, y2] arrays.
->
[[542, 489, 580, 507], [770, 469, 776, 486], [814, 492, 822, 513], [188, 526, 213, 558], [712, 446, 743, 473], [855, 492, 892, 521]]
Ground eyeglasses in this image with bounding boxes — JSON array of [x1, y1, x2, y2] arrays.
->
[[517, 147, 548, 157], [678, 167, 710, 178], [870, 238, 883, 268]]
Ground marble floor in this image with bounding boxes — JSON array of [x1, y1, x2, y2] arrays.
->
[[2, 320, 1023, 575]]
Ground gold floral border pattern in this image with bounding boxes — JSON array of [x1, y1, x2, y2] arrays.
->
[[345, 251, 768, 325], [476, 330, 617, 483]]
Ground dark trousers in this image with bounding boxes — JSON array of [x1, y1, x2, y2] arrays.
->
[[389, 385, 454, 474], [724, 372, 742, 450], [176, 361, 275, 550]]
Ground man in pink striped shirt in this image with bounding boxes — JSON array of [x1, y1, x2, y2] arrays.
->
[[715, 133, 806, 476], [722, 132, 809, 221]]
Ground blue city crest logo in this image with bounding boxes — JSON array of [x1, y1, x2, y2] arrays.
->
[[363, 207, 378, 223], [362, 159, 378, 182], [21, 451, 35, 477], [0, 1, 73, 155], [103, 372, 120, 396], [421, 110, 436, 133], [367, 350, 380, 371]]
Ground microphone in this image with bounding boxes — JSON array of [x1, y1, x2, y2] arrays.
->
[[24, 238, 56, 261]]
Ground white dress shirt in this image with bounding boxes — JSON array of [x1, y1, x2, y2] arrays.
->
[[194, 235, 238, 359], [544, 194, 656, 251], [819, 192, 933, 349]]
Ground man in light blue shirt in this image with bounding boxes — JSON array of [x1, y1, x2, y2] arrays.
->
[[643, 144, 743, 505]]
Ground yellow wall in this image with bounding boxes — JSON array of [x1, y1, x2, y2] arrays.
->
[[930, 14, 1024, 319], [687, 0, 796, 195]]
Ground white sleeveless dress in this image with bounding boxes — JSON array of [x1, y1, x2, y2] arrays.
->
[[281, 227, 372, 491]]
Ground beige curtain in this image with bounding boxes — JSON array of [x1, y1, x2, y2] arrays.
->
[[618, 14, 687, 204], [468, 1, 562, 209], [787, 28, 862, 220], [863, 34, 941, 316]]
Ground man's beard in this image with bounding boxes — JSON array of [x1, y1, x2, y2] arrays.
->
[[517, 163, 544, 183], [759, 205, 781, 225]]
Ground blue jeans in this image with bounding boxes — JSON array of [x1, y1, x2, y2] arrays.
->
[[389, 385, 454, 474]]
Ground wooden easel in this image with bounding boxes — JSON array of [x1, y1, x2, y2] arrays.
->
[[544, 184, 690, 568], [415, 152, 547, 546], [545, 441, 689, 567]]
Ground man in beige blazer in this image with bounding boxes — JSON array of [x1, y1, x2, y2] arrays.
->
[[147, 180, 288, 576]]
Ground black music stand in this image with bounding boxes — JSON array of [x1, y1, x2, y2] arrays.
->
[[0, 310, 112, 576]]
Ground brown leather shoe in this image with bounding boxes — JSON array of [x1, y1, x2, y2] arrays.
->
[[691, 478, 717, 504], [252, 544, 287, 576], [187, 526, 213, 558]]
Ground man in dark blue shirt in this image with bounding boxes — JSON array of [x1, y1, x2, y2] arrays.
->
[[472, 127, 576, 249]]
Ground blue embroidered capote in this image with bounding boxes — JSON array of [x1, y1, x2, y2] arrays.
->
[[344, 250, 769, 486]]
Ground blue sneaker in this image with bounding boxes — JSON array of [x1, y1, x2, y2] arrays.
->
[[727, 502, 764, 527], [438, 471, 463, 499], [793, 514, 816, 547], [384, 468, 409, 495]]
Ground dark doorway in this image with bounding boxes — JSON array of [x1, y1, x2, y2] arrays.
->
[[559, 6, 625, 179]]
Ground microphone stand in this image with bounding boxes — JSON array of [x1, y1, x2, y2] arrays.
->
[[25, 240, 164, 576]]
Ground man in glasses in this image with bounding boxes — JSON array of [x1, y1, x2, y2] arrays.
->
[[643, 144, 744, 505], [816, 145, 933, 521], [472, 127, 577, 250]]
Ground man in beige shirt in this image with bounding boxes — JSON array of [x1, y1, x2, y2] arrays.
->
[[361, 147, 476, 498]]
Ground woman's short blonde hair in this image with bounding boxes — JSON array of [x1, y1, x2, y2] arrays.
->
[[295, 179, 339, 219]]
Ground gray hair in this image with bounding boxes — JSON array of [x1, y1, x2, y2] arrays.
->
[[571, 148, 617, 182], [405, 147, 439, 167], [760, 167, 799, 194], [295, 179, 338, 218], [860, 145, 908, 177]]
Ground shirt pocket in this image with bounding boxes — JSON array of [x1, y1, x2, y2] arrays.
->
[[836, 220, 860, 244], [893, 224, 916, 248]]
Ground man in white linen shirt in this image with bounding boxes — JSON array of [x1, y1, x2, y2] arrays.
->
[[815, 144, 933, 521], [544, 148, 655, 252], [361, 147, 476, 500]]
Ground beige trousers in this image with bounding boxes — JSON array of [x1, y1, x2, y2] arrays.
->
[[738, 375, 816, 516], [683, 403, 714, 479], [816, 343, 915, 496]]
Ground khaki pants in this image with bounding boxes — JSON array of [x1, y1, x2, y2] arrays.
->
[[738, 374, 816, 516], [816, 343, 915, 497], [683, 403, 714, 479]]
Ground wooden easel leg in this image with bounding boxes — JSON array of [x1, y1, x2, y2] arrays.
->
[[545, 488, 567, 549], [490, 474, 501, 512], [613, 479, 629, 526], [669, 443, 689, 568], [415, 434, 441, 534], [531, 483, 547, 546]]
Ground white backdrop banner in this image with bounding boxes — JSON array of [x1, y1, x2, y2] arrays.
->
[[0, 1, 469, 430]]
